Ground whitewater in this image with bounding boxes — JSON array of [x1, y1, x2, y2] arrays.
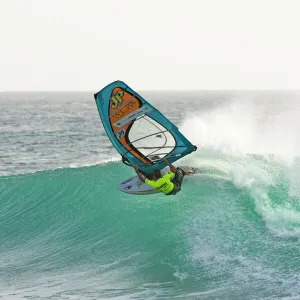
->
[[1, 91, 300, 300]]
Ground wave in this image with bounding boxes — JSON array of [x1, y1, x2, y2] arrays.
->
[[1, 156, 300, 298]]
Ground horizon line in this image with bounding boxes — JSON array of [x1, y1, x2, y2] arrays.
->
[[1, 88, 300, 93]]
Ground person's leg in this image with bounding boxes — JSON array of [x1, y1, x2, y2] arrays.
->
[[167, 168, 185, 195], [167, 183, 181, 195], [172, 168, 185, 186]]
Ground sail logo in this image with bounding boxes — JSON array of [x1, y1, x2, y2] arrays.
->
[[113, 105, 152, 127], [117, 129, 125, 139], [110, 90, 124, 109]]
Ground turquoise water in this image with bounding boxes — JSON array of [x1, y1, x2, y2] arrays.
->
[[1, 91, 300, 299]]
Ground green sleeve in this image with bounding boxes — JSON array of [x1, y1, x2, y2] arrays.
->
[[145, 178, 158, 188], [163, 172, 175, 180]]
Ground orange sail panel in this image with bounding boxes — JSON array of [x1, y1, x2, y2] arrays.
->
[[108, 88, 148, 164]]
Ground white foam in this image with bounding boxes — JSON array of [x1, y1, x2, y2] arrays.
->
[[0, 156, 121, 177], [178, 97, 300, 237], [179, 97, 300, 162]]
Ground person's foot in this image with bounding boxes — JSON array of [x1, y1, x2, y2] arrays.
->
[[185, 168, 196, 175]]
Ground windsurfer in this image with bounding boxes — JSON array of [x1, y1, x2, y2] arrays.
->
[[132, 158, 187, 195]]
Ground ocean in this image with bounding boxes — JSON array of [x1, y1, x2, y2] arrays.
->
[[1, 90, 300, 299]]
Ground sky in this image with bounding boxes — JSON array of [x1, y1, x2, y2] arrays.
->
[[0, 0, 300, 91]]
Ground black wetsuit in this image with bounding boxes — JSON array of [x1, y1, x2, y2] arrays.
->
[[166, 168, 185, 195]]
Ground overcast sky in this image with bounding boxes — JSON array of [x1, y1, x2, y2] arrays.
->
[[1, 0, 300, 91]]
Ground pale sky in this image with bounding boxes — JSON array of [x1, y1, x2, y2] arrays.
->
[[1, 0, 300, 91]]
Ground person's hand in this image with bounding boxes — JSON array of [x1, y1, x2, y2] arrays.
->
[[132, 164, 138, 171], [162, 157, 168, 163]]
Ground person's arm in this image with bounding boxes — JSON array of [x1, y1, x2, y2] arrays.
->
[[162, 157, 176, 173], [132, 164, 146, 182]]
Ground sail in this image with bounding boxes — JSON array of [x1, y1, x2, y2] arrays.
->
[[94, 81, 197, 174]]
